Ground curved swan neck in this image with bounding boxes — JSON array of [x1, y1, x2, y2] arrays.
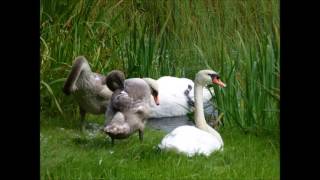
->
[[194, 84, 206, 129], [63, 56, 90, 95], [194, 82, 224, 146]]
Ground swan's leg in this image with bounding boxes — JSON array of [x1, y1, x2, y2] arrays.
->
[[79, 107, 86, 131], [111, 138, 115, 146], [138, 130, 144, 142]]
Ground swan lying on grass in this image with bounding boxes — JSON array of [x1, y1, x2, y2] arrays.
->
[[158, 70, 226, 157]]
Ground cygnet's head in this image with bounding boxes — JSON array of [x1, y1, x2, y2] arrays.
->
[[106, 70, 126, 91]]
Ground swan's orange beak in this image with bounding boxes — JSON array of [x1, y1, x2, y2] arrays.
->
[[153, 95, 160, 105], [212, 77, 226, 88]]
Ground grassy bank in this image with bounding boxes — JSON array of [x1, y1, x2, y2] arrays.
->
[[40, 1, 280, 179], [41, 115, 279, 180]]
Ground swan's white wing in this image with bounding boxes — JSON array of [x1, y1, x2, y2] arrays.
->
[[159, 126, 222, 157], [149, 76, 213, 118]]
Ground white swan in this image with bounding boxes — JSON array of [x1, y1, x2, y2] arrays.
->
[[158, 70, 226, 157], [148, 76, 214, 118]]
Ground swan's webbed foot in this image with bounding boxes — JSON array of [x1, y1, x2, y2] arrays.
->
[[138, 130, 144, 142]]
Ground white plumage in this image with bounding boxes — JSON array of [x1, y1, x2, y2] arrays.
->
[[158, 70, 226, 157], [149, 76, 213, 118], [158, 125, 222, 157]]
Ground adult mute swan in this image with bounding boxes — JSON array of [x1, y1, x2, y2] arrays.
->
[[158, 70, 226, 157], [103, 71, 159, 144], [148, 76, 214, 118], [63, 56, 113, 128]]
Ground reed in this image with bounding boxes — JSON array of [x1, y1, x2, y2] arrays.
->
[[40, 0, 280, 132]]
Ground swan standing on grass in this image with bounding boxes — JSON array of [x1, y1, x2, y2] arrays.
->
[[148, 76, 214, 118], [103, 71, 159, 144], [158, 70, 226, 157], [62, 59, 159, 130], [63, 56, 113, 129]]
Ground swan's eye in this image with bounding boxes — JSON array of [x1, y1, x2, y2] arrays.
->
[[208, 74, 219, 79]]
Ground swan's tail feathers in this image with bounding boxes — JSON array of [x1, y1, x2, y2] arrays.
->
[[184, 84, 195, 107], [63, 56, 88, 95]]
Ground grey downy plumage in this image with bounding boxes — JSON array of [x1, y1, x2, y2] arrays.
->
[[63, 56, 113, 129]]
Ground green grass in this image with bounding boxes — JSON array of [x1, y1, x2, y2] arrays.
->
[[41, 115, 279, 180], [40, 1, 280, 179]]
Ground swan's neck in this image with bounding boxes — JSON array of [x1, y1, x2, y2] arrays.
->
[[194, 84, 206, 129], [194, 83, 224, 146], [64, 57, 91, 93]]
